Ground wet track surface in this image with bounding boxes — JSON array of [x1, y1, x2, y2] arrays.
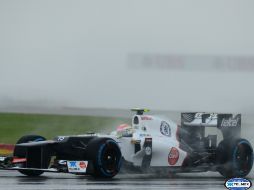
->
[[1, 170, 253, 190]]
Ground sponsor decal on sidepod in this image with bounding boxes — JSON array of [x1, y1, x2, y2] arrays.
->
[[160, 121, 171, 137], [225, 178, 252, 190], [168, 147, 179, 165]]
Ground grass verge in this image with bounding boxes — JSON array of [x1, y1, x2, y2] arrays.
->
[[0, 113, 129, 144]]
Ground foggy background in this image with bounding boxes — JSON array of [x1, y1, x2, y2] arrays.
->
[[1, 0, 254, 182], [1, 0, 254, 114]]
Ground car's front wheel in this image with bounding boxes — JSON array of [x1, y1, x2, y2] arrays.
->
[[85, 137, 122, 178]]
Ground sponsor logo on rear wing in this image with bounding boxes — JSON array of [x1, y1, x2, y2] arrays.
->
[[217, 114, 241, 129], [181, 112, 241, 128]]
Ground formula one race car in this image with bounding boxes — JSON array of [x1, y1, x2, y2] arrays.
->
[[0, 109, 253, 178]]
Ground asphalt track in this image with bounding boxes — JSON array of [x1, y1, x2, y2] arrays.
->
[[0, 170, 253, 190]]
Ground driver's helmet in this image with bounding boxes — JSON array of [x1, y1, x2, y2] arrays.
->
[[116, 124, 133, 137]]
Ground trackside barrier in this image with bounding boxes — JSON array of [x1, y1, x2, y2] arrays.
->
[[0, 144, 14, 155]]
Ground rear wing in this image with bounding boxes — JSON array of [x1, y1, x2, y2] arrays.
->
[[181, 112, 241, 139]]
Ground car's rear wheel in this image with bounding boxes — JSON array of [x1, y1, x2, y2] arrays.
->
[[85, 137, 122, 178], [13, 135, 49, 176], [216, 138, 253, 178]]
